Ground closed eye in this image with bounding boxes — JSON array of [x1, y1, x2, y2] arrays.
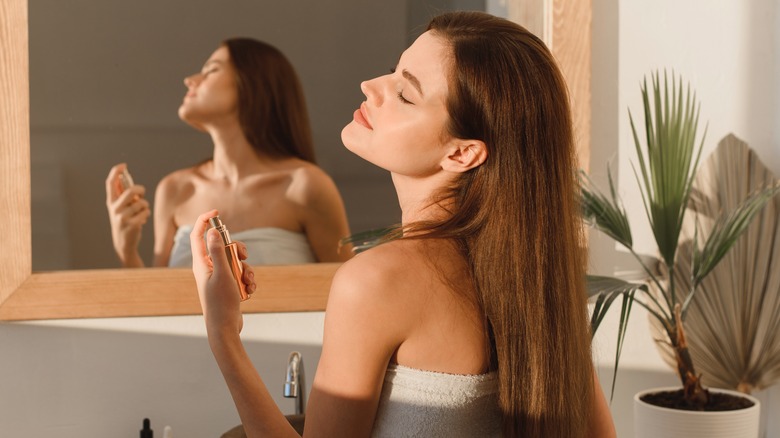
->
[[390, 68, 413, 104]]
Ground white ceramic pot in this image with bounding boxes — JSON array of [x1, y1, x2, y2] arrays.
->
[[634, 387, 761, 438]]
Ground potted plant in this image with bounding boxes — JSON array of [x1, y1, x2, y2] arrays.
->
[[583, 71, 780, 437]]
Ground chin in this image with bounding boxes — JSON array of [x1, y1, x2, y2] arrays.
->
[[177, 105, 190, 121], [340, 123, 367, 156], [178, 110, 207, 132]]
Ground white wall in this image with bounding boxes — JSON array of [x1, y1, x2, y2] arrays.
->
[[591, 0, 780, 436], [0, 314, 325, 437]]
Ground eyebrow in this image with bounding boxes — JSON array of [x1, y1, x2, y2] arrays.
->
[[402, 69, 424, 97], [202, 60, 223, 69]]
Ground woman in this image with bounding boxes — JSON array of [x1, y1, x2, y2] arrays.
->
[[193, 12, 615, 437], [106, 38, 351, 267]]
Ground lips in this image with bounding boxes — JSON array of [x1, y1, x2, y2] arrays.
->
[[354, 102, 373, 129]]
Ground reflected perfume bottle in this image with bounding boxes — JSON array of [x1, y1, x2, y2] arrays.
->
[[209, 216, 250, 301], [119, 167, 134, 192], [114, 167, 135, 196]]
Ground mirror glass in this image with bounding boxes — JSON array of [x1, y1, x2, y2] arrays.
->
[[30, 0, 497, 270]]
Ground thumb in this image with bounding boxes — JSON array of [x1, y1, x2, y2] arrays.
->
[[205, 228, 231, 275]]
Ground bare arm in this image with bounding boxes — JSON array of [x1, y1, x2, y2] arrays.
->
[[294, 167, 353, 262], [192, 210, 403, 437], [589, 370, 617, 438], [302, 255, 406, 436], [151, 174, 179, 267], [191, 211, 298, 437]]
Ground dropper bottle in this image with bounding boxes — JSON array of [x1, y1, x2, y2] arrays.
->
[[140, 418, 153, 438]]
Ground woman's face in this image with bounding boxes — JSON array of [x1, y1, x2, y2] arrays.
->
[[178, 46, 239, 129], [341, 31, 455, 177]]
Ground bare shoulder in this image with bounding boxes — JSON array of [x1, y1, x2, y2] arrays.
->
[[284, 161, 341, 205], [330, 240, 431, 305], [155, 164, 201, 202], [326, 240, 428, 342], [333, 240, 410, 285]]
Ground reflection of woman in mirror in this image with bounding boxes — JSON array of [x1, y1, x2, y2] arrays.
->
[[105, 38, 351, 268], [192, 12, 615, 437]]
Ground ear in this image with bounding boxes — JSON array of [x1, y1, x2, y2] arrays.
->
[[441, 139, 488, 173]]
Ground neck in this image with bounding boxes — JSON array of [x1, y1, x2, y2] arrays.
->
[[206, 120, 265, 184], [392, 172, 455, 225]]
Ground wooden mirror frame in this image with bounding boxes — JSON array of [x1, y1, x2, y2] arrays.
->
[[0, 0, 590, 321]]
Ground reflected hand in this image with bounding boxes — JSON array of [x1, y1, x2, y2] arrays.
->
[[105, 163, 150, 266], [190, 210, 256, 336]]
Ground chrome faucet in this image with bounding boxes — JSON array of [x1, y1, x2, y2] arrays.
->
[[284, 351, 306, 415]]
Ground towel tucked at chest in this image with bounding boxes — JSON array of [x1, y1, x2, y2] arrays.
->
[[371, 364, 502, 437], [168, 225, 316, 267]]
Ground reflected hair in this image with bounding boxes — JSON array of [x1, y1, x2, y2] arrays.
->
[[404, 11, 593, 437], [222, 38, 315, 162]]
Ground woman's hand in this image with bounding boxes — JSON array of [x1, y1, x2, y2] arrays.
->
[[105, 163, 150, 267], [190, 210, 256, 337]]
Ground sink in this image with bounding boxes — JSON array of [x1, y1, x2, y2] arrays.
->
[[285, 414, 305, 434]]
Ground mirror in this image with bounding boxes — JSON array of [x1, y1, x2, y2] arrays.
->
[[28, 0, 417, 271], [0, 0, 590, 320]]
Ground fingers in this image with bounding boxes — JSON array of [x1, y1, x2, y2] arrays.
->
[[110, 185, 146, 208], [122, 204, 151, 227], [205, 227, 231, 273], [190, 210, 219, 267], [241, 262, 256, 297], [107, 186, 147, 229], [108, 187, 150, 227], [236, 241, 248, 260], [105, 163, 126, 202]]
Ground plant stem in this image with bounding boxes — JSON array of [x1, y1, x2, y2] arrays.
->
[[627, 247, 673, 320], [672, 304, 709, 408]]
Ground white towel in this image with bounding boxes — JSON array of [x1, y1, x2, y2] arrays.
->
[[168, 225, 316, 267], [371, 364, 502, 437]]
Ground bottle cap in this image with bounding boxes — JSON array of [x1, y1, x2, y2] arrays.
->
[[140, 418, 153, 438]]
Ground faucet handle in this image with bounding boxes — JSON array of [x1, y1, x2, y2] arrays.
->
[[284, 351, 302, 398], [284, 380, 299, 398], [283, 351, 306, 415]]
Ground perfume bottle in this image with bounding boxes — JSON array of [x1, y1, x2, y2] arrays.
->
[[114, 166, 135, 196], [209, 216, 250, 301], [119, 167, 134, 192]]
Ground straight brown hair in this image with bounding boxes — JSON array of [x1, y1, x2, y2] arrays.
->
[[223, 38, 315, 163], [404, 12, 593, 437]]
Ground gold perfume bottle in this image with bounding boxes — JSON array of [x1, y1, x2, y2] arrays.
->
[[119, 167, 134, 192], [113, 167, 135, 196], [209, 216, 250, 301]]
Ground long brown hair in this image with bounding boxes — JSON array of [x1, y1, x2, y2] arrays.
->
[[409, 12, 593, 437], [222, 38, 315, 162]]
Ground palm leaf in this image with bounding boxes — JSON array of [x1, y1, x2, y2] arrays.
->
[[651, 134, 780, 392], [631, 72, 706, 269], [338, 227, 395, 254], [588, 275, 645, 400], [688, 183, 780, 297], [581, 170, 633, 250]]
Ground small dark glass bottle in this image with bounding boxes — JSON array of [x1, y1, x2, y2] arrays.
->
[[140, 418, 153, 438]]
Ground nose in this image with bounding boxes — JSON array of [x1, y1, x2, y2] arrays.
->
[[360, 76, 384, 106], [183, 73, 201, 89]]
